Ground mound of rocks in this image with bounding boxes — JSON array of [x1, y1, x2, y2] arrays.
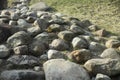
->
[[0, 0, 120, 80]]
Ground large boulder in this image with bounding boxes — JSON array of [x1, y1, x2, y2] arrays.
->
[[43, 59, 90, 80], [84, 58, 120, 76], [0, 70, 45, 80]]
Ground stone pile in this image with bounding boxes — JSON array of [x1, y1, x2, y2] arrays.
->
[[0, 0, 120, 80]]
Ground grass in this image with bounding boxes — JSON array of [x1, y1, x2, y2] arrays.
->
[[8, 0, 120, 36]]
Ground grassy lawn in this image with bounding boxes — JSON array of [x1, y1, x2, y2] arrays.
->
[[9, 0, 120, 35]]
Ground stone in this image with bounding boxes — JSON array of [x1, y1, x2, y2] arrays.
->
[[105, 39, 120, 48], [100, 48, 120, 59], [84, 58, 120, 76], [39, 54, 48, 64], [13, 45, 28, 55], [29, 40, 47, 56], [33, 19, 48, 31], [47, 49, 65, 59], [17, 19, 32, 29], [27, 26, 41, 37], [7, 31, 31, 48], [50, 39, 69, 51], [70, 24, 84, 34], [47, 24, 64, 32], [0, 45, 10, 59], [0, 70, 45, 80], [94, 29, 108, 37], [7, 55, 40, 69], [89, 42, 106, 55], [72, 37, 89, 50], [30, 2, 50, 11], [9, 20, 17, 25], [95, 73, 111, 80], [34, 32, 57, 44], [58, 30, 75, 41], [68, 49, 92, 63], [43, 59, 90, 80]]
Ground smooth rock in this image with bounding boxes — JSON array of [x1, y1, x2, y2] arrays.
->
[[50, 39, 69, 51], [47, 49, 65, 59], [72, 37, 89, 50], [43, 59, 90, 80]]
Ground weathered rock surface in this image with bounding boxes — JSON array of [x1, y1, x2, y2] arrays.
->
[[0, 70, 45, 80], [43, 59, 90, 80], [84, 58, 120, 76]]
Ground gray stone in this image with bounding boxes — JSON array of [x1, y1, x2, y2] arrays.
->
[[0, 70, 45, 80], [84, 58, 120, 76], [13, 45, 28, 55], [17, 19, 32, 29], [7, 31, 31, 48], [0, 45, 10, 59], [33, 19, 48, 31], [50, 39, 69, 51], [47, 49, 65, 59], [72, 37, 89, 50], [89, 42, 106, 55], [95, 73, 111, 80], [7, 55, 40, 68], [68, 49, 92, 63], [58, 30, 75, 41], [29, 40, 47, 56], [27, 26, 41, 37], [43, 59, 90, 80], [100, 48, 120, 59], [70, 24, 84, 34], [34, 32, 57, 44], [30, 2, 50, 11]]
